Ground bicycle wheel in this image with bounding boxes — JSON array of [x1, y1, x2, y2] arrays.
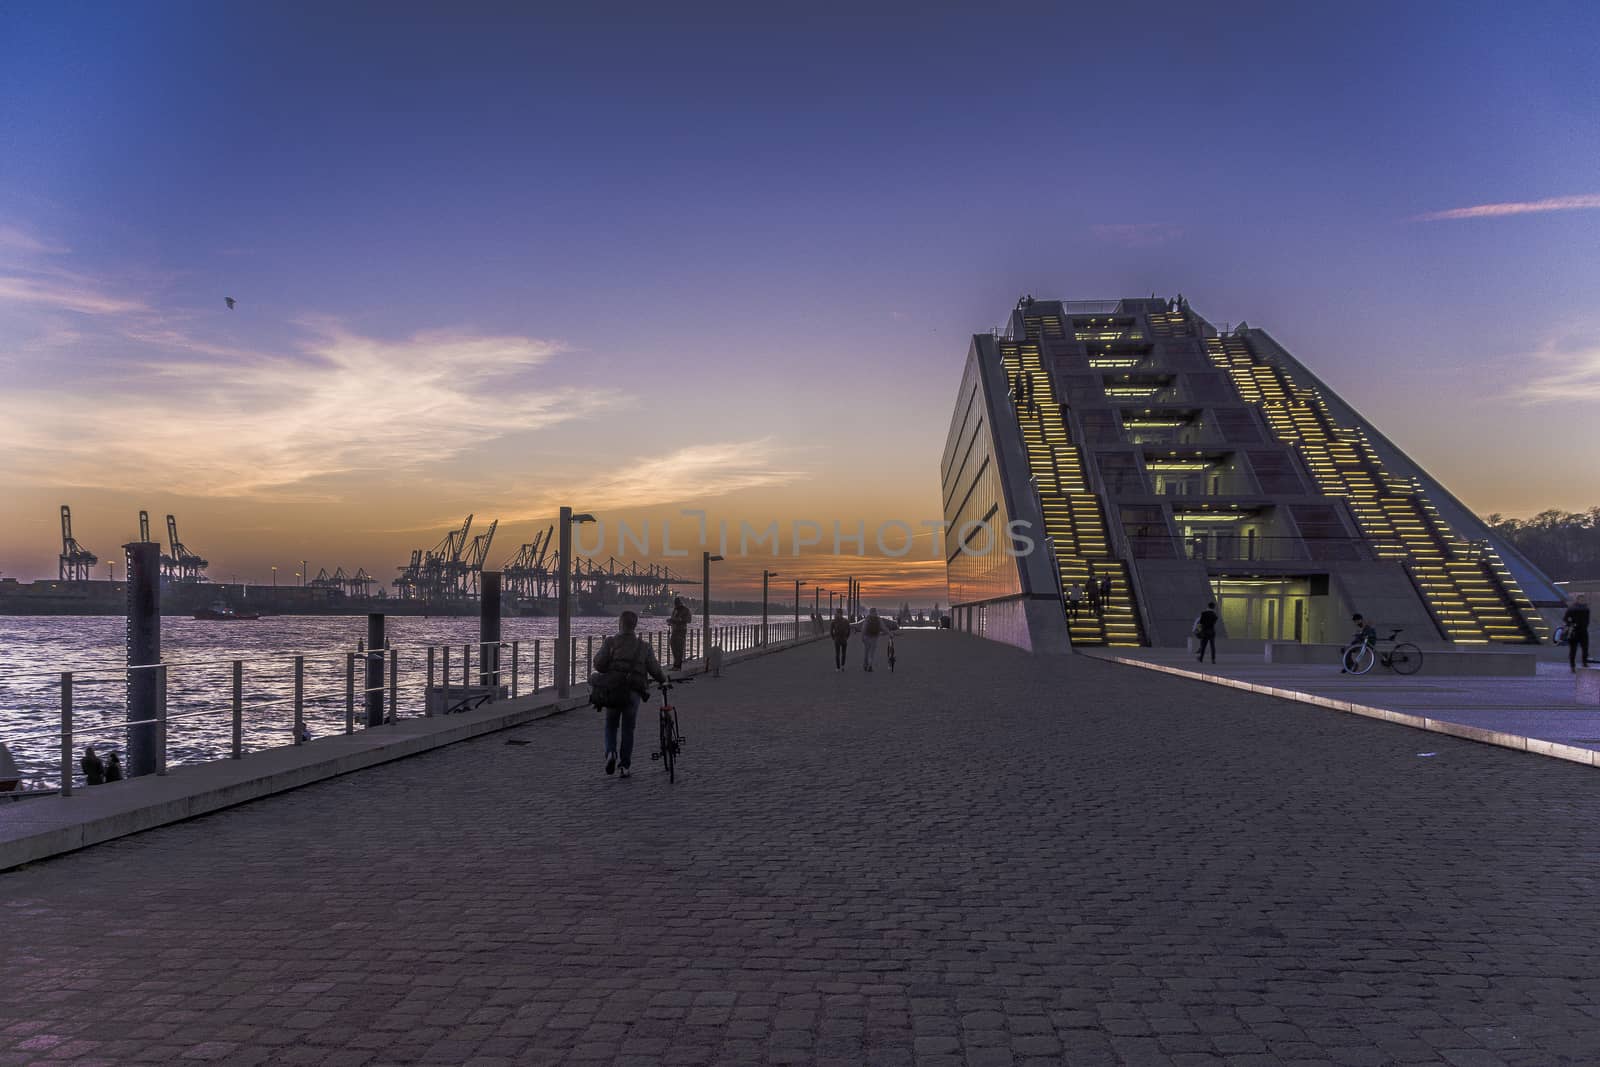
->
[[1389, 643, 1422, 675], [1343, 644, 1375, 675], [660, 711, 676, 783]]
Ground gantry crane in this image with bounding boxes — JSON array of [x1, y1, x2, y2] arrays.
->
[[58, 505, 98, 581], [161, 514, 209, 583]]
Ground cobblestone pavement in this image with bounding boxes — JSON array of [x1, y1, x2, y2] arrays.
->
[[5, 632, 1600, 1066]]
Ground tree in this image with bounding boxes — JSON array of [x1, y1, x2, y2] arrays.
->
[[1485, 508, 1600, 580]]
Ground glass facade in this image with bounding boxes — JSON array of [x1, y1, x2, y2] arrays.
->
[[941, 358, 1023, 608]]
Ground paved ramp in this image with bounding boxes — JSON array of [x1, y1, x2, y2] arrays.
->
[[4, 633, 1599, 1064]]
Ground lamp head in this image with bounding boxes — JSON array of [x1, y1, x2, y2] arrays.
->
[[571, 513, 596, 524]]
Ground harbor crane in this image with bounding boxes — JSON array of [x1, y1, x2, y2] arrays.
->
[[58, 505, 98, 581], [460, 519, 498, 596], [161, 514, 209, 583]]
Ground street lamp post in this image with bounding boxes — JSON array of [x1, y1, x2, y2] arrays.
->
[[702, 551, 723, 671], [557, 506, 597, 697], [762, 569, 779, 646], [793, 579, 808, 644]]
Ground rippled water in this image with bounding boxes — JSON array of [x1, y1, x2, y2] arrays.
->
[[0, 613, 788, 790]]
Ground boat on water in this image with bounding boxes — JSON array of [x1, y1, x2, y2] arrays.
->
[[194, 601, 262, 621]]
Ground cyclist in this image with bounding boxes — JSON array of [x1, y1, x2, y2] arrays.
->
[[593, 610, 668, 778], [1341, 613, 1378, 673]]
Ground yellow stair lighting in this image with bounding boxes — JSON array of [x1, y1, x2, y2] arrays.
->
[[1000, 339, 1144, 647], [1205, 334, 1546, 643]]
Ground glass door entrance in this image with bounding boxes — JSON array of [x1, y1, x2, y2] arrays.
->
[[1212, 578, 1313, 642]]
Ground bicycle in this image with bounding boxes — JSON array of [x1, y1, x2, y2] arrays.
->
[[1341, 628, 1423, 676], [650, 676, 691, 783]]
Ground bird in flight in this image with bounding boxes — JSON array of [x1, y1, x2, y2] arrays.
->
[[224, 297, 236, 310]]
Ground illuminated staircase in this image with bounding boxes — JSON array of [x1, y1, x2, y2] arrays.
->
[[1000, 340, 1143, 646], [1206, 334, 1545, 643]]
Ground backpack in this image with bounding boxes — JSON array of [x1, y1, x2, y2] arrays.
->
[[831, 617, 850, 641], [865, 615, 883, 637], [588, 636, 644, 711]]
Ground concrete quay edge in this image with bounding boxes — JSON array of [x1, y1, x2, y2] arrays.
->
[[1088, 651, 1599, 770], [0, 633, 828, 873]]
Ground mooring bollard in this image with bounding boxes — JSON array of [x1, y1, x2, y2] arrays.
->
[[293, 655, 305, 745], [232, 660, 243, 758], [60, 671, 73, 797]]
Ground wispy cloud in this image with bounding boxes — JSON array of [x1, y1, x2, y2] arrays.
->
[[494, 439, 809, 520], [1091, 223, 1184, 248], [0, 272, 147, 314], [1517, 327, 1600, 404], [0, 224, 68, 256], [0, 322, 602, 496], [1415, 193, 1600, 222]]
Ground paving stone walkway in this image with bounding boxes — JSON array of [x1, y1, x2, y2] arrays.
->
[[4, 632, 1600, 1066]]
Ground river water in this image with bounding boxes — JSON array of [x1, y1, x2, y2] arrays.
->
[[0, 613, 788, 790]]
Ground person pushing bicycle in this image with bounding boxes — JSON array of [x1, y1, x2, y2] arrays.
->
[[592, 610, 668, 779]]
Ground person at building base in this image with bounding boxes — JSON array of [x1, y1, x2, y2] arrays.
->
[[1564, 594, 1591, 672]]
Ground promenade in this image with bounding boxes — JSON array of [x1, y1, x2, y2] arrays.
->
[[5, 632, 1600, 1066]]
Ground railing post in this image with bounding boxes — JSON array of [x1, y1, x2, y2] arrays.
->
[[511, 640, 520, 699], [156, 663, 168, 776], [426, 645, 435, 716], [345, 652, 356, 734], [389, 648, 398, 722], [463, 643, 470, 693], [442, 645, 451, 714], [533, 639, 541, 694], [232, 660, 243, 758], [293, 655, 305, 744], [586, 635, 594, 675], [60, 671, 72, 797], [366, 614, 386, 728]]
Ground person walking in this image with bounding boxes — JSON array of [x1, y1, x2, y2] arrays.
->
[[861, 608, 885, 672], [1067, 583, 1082, 621], [1099, 575, 1114, 608], [829, 608, 851, 671], [886, 632, 897, 673], [1564, 594, 1592, 672], [1193, 601, 1219, 664], [105, 751, 123, 782], [593, 610, 668, 779], [667, 596, 692, 671], [1086, 577, 1101, 615]]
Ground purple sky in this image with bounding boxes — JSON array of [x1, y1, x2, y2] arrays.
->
[[2, 2, 1598, 593]]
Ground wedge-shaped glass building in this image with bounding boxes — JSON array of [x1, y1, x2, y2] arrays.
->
[[940, 296, 1562, 651]]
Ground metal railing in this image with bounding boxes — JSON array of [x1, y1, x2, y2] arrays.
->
[[1, 618, 831, 797]]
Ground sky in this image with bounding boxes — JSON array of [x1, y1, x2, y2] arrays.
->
[[2, 1, 1598, 602]]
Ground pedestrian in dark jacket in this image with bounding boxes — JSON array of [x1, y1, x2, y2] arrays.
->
[[668, 597, 692, 670], [593, 610, 668, 778], [829, 609, 851, 671], [1193, 601, 1219, 664], [105, 752, 123, 781], [1564, 594, 1591, 672]]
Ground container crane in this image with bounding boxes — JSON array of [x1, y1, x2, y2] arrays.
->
[[58, 505, 97, 581], [162, 514, 209, 583]]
